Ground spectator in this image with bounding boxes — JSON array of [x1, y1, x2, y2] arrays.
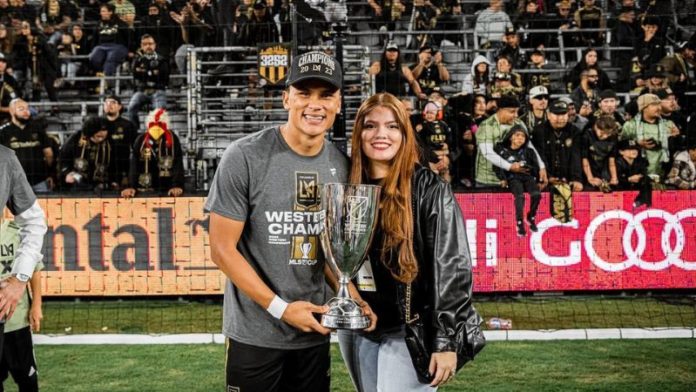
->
[[0, 23, 14, 58], [495, 54, 524, 96], [434, 0, 466, 47], [570, 69, 600, 111], [621, 93, 679, 179], [515, 0, 546, 49], [139, 2, 177, 58], [0, 222, 43, 392], [121, 109, 184, 198], [565, 48, 612, 93], [0, 53, 19, 124], [615, 139, 652, 207], [447, 92, 479, 187], [580, 115, 619, 191], [12, 21, 60, 102], [0, 1, 10, 26], [545, 0, 577, 57], [525, 48, 557, 91], [367, 0, 406, 31], [574, 0, 604, 47], [665, 140, 696, 189], [58, 116, 116, 192], [587, 89, 624, 130], [109, 0, 137, 27], [475, 0, 512, 50], [411, 45, 450, 96], [655, 87, 688, 155], [171, 0, 217, 75], [531, 99, 583, 191], [413, 0, 438, 48], [462, 54, 491, 95], [558, 96, 589, 131], [89, 3, 132, 79], [9, 0, 37, 24], [612, 6, 637, 90], [474, 95, 547, 188], [126, 34, 169, 130], [637, 63, 668, 94], [238, 0, 278, 47], [473, 93, 488, 124], [493, 124, 542, 236], [497, 26, 527, 69], [416, 101, 453, 182], [35, 0, 71, 46], [371, 42, 426, 100], [659, 41, 696, 99], [0, 99, 54, 193], [634, 16, 665, 78], [56, 23, 93, 88], [489, 72, 519, 100], [520, 85, 548, 131], [102, 95, 136, 188]]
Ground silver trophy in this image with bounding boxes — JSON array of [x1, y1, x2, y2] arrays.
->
[[320, 183, 380, 329]]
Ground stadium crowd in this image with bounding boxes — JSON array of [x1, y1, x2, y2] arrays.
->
[[0, 0, 694, 197]]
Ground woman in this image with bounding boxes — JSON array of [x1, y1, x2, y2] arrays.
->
[[565, 47, 612, 92], [338, 93, 482, 391], [369, 42, 426, 100], [59, 116, 117, 192], [495, 54, 525, 96], [462, 54, 490, 95]]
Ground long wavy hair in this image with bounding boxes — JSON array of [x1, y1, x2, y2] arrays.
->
[[349, 93, 420, 283]]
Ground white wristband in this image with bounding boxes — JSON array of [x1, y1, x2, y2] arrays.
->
[[266, 295, 289, 319]]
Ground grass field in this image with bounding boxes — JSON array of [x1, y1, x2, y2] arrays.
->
[[3, 340, 695, 392], [39, 295, 696, 334]]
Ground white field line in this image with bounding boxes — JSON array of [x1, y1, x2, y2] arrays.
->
[[32, 328, 696, 345]]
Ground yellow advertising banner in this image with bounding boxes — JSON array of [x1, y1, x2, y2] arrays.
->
[[5, 197, 223, 296]]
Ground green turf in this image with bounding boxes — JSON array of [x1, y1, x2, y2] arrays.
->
[[3, 340, 695, 391], [39, 295, 696, 334]]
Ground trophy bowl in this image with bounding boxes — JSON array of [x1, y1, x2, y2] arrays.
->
[[320, 183, 380, 329]]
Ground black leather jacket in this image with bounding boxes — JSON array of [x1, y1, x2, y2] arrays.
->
[[401, 165, 474, 353]]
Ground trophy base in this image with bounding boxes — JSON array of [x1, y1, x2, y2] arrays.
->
[[321, 314, 370, 329], [320, 297, 370, 330]]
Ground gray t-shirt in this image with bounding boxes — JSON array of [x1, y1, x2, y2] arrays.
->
[[204, 127, 349, 349], [0, 145, 36, 216]]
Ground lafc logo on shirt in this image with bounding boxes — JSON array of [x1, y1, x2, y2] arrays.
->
[[295, 172, 319, 209]]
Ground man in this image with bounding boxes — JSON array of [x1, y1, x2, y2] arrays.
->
[[532, 99, 583, 191], [659, 41, 696, 100], [411, 46, 450, 96], [559, 96, 588, 132], [238, 0, 279, 47], [656, 87, 687, 153], [574, 0, 604, 47], [475, 94, 548, 188], [126, 34, 169, 130], [497, 26, 526, 69], [0, 99, 54, 193], [0, 54, 19, 124], [520, 85, 548, 131], [205, 52, 368, 391], [0, 144, 47, 360], [474, 0, 512, 50], [634, 16, 665, 78], [570, 69, 600, 111], [612, 6, 636, 90], [587, 89, 624, 130], [621, 93, 679, 178], [638, 64, 669, 95], [525, 48, 554, 92], [103, 95, 137, 189]]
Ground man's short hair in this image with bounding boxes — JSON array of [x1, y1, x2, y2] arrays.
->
[[141, 34, 155, 42]]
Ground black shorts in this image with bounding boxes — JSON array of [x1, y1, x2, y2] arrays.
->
[[225, 338, 330, 392], [0, 326, 38, 392]]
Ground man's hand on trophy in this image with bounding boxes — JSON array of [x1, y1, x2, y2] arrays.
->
[[282, 301, 331, 335], [355, 298, 377, 332]]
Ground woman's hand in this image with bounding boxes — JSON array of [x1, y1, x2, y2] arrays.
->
[[354, 298, 377, 332], [429, 351, 457, 387]]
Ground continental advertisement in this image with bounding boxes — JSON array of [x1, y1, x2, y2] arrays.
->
[[3, 191, 696, 296]]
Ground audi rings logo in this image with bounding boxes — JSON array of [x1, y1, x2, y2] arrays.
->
[[530, 208, 696, 272]]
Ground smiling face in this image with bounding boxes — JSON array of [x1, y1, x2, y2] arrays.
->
[[510, 130, 526, 150], [360, 106, 403, 172], [282, 80, 341, 141]]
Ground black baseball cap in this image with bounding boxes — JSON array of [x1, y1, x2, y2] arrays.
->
[[549, 100, 569, 114], [655, 88, 675, 100], [498, 95, 520, 108], [286, 51, 343, 90], [104, 94, 121, 104], [617, 139, 641, 151]]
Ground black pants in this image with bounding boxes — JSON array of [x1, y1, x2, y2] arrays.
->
[[0, 326, 38, 392], [509, 177, 541, 223], [226, 338, 330, 392]]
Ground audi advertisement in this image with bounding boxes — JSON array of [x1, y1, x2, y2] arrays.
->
[[456, 190, 696, 292]]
